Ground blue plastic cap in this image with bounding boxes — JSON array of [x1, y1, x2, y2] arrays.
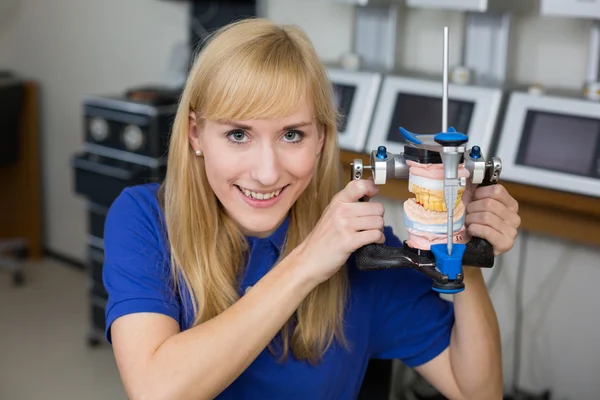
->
[[376, 146, 387, 159], [434, 132, 469, 145], [433, 287, 464, 294], [399, 127, 422, 145], [470, 146, 481, 159], [430, 243, 467, 280]]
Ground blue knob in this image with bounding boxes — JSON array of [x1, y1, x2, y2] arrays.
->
[[376, 146, 387, 159], [470, 146, 481, 159]]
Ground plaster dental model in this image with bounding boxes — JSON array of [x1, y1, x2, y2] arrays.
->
[[348, 26, 501, 293], [403, 160, 470, 250]]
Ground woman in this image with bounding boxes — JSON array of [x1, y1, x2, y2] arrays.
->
[[104, 18, 520, 400]]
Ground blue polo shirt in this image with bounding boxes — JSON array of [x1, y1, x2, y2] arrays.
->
[[103, 183, 455, 399]]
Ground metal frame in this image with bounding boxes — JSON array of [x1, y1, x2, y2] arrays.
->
[[540, 1, 600, 84], [328, 68, 382, 152], [353, 3, 401, 71], [495, 91, 600, 198], [588, 21, 600, 84], [366, 75, 502, 156], [328, 0, 404, 71], [463, 12, 512, 86]]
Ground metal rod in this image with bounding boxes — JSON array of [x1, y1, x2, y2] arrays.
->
[[587, 20, 600, 83], [443, 26, 452, 256], [442, 26, 449, 133]]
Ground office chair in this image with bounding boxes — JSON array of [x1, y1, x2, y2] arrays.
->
[[0, 73, 27, 286]]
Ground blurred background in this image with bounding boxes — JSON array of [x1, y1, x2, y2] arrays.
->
[[1, 0, 599, 399]]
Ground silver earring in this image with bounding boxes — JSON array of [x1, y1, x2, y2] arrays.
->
[[195, 150, 202, 156]]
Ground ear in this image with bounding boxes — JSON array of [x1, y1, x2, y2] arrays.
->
[[317, 127, 325, 156], [188, 110, 202, 153]]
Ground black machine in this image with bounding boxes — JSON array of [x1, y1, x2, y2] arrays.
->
[[72, 0, 260, 348], [71, 86, 180, 346], [72, 87, 177, 208]]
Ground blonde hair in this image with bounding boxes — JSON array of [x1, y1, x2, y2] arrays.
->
[[162, 18, 348, 364]]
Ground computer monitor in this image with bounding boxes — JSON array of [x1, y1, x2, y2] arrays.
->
[[495, 92, 600, 197], [327, 68, 382, 152], [366, 75, 502, 157]]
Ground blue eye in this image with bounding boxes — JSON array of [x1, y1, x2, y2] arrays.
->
[[226, 130, 249, 144], [283, 130, 305, 143]]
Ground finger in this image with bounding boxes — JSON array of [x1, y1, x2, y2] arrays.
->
[[461, 181, 476, 206], [362, 176, 376, 201], [467, 223, 514, 255], [466, 198, 521, 228], [353, 229, 385, 248], [347, 201, 385, 218], [465, 211, 518, 240], [474, 184, 519, 213], [350, 215, 385, 232], [338, 179, 380, 203]]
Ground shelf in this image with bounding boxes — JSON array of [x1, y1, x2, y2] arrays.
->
[[339, 150, 600, 248]]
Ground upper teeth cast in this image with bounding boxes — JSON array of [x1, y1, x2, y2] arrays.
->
[[240, 187, 282, 200], [409, 180, 464, 212]]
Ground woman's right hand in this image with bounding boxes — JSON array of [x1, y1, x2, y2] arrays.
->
[[295, 178, 386, 285]]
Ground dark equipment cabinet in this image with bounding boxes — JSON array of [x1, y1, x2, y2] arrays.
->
[[71, 86, 179, 346], [190, 1, 259, 52], [70, 0, 260, 350], [0, 76, 24, 166]]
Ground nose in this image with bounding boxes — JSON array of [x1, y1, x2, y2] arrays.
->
[[250, 143, 281, 187]]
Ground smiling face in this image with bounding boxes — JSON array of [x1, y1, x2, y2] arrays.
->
[[189, 99, 323, 238]]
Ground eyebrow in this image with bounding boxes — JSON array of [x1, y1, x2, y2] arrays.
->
[[219, 120, 313, 131]]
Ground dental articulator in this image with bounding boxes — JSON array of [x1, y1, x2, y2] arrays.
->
[[351, 27, 502, 294]]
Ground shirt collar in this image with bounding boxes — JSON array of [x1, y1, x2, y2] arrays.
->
[[246, 214, 290, 253]]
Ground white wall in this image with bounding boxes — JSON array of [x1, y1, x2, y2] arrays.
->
[[0, 0, 189, 261], [0, 0, 598, 398], [265, 2, 600, 399]]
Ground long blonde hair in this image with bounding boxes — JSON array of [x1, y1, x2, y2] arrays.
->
[[163, 18, 347, 364]]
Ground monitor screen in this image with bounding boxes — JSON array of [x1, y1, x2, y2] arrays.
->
[[386, 93, 474, 143], [332, 83, 356, 133], [516, 110, 600, 177]]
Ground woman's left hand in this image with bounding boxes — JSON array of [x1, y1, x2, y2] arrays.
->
[[463, 184, 521, 256]]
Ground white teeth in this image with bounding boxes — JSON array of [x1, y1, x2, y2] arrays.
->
[[239, 186, 283, 200]]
